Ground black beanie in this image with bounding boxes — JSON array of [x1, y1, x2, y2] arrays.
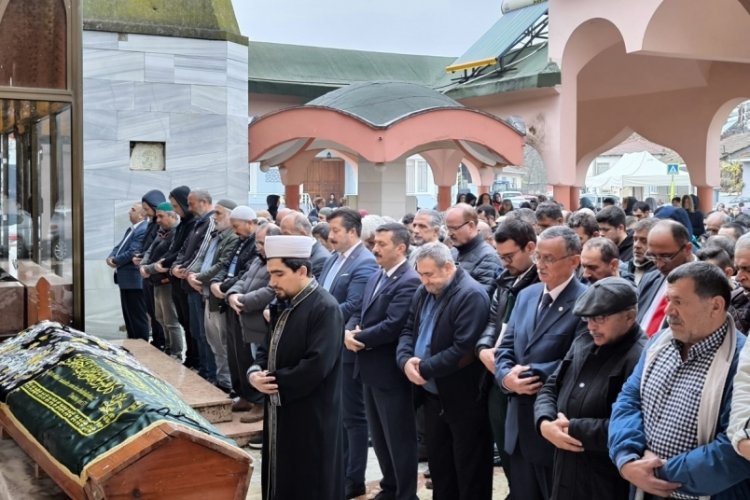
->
[[169, 185, 191, 215]]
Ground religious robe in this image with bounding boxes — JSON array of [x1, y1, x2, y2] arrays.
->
[[254, 280, 344, 500]]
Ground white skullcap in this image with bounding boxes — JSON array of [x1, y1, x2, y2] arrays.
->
[[230, 205, 257, 221], [264, 235, 314, 259]]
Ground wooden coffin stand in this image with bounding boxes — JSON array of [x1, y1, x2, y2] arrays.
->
[[0, 411, 251, 499]]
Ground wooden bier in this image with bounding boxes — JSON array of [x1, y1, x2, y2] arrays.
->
[[0, 406, 252, 499]]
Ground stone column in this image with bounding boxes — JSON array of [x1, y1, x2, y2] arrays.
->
[[437, 186, 453, 211], [284, 184, 301, 210], [696, 186, 714, 213], [553, 185, 573, 210], [357, 160, 408, 219]]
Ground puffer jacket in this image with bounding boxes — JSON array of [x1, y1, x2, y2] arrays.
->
[[451, 234, 502, 297]]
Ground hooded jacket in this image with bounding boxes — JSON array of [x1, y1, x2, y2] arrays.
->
[[160, 186, 195, 268], [140, 190, 166, 253]]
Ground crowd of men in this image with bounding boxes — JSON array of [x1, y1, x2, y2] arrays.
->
[[107, 188, 750, 500]]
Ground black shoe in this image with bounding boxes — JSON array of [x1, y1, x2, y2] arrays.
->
[[344, 480, 366, 499], [247, 433, 263, 449], [372, 491, 395, 500]]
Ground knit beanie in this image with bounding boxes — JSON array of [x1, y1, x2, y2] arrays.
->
[[230, 205, 257, 221], [156, 202, 174, 212], [141, 189, 166, 210]]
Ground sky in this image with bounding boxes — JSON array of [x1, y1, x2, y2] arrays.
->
[[231, 0, 501, 57]]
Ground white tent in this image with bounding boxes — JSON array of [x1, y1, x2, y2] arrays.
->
[[586, 151, 692, 189]]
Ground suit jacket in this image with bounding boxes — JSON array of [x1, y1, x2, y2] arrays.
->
[[319, 242, 378, 363], [495, 277, 588, 465], [352, 261, 420, 388], [396, 268, 491, 422], [635, 269, 667, 326], [109, 221, 148, 290], [310, 240, 331, 281]]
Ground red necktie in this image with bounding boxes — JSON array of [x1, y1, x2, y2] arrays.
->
[[646, 295, 668, 337]]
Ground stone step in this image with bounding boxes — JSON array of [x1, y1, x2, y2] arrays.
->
[[113, 339, 264, 446], [215, 412, 263, 448], [114, 339, 232, 424]]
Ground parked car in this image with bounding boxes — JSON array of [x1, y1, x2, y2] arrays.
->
[[48, 204, 72, 261], [0, 209, 33, 259], [580, 193, 620, 209]]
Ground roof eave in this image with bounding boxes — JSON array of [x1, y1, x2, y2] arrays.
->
[[444, 70, 560, 101], [83, 20, 249, 45]]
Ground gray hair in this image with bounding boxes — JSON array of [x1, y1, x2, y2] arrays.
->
[[285, 212, 312, 236], [413, 241, 454, 267], [538, 225, 582, 255], [362, 215, 386, 242], [415, 209, 443, 229], [189, 189, 212, 204], [736, 232, 750, 254]]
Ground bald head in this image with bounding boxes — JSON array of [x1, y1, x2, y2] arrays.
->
[[275, 207, 295, 226]]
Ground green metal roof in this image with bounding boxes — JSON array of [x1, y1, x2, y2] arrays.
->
[[443, 43, 560, 100], [447, 2, 548, 72], [83, 0, 247, 45], [307, 81, 462, 127], [248, 42, 454, 99]]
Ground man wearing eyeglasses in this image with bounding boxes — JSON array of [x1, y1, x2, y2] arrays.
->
[[496, 226, 588, 500], [475, 218, 539, 496], [445, 203, 501, 296], [636, 220, 696, 337]]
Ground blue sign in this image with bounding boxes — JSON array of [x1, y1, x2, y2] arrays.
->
[[667, 163, 680, 175]]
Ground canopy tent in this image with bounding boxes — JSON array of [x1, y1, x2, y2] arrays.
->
[[586, 151, 692, 189]]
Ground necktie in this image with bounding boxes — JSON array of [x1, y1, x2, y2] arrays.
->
[[536, 293, 553, 327], [372, 270, 388, 297], [646, 294, 669, 337], [322, 253, 345, 290]]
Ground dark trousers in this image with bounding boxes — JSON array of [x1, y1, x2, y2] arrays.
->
[[363, 381, 418, 500], [508, 444, 552, 500], [172, 281, 197, 366], [343, 361, 368, 484], [119, 288, 149, 341], [488, 382, 512, 489], [226, 311, 262, 403], [187, 290, 215, 381], [423, 392, 493, 500], [142, 280, 165, 349]]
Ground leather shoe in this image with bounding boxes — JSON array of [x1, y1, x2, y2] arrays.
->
[[344, 480, 366, 499], [231, 398, 254, 412], [240, 405, 264, 423], [371, 491, 395, 500]]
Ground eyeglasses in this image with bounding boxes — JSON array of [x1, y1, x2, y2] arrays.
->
[[446, 221, 470, 233], [499, 249, 522, 263], [531, 252, 573, 266], [581, 314, 610, 324], [644, 244, 685, 263]]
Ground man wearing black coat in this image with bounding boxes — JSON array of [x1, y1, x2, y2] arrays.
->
[[475, 219, 539, 495], [397, 241, 493, 500], [535, 278, 645, 500], [137, 189, 166, 349], [446, 203, 501, 297], [280, 211, 330, 280]]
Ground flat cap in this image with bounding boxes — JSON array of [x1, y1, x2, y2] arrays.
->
[[573, 277, 637, 317]]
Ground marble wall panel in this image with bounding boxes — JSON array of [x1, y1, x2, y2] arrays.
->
[[134, 83, 191, 112], [119, 34, 228, 59], [174, 55, 227, 86], [83, 202, 116, 259], [226, 87, 248, 117], [144, 53, 176, 83], [83, 79, 135, 111], [173, 168, 228, 196], [83, 31, 118, 50], [84, 109, 118, 140], [84, 257, 119, 291], [117, 111, 170, 141], [83, 140, 130, 170], [84, 49, 145, 81], [226, 58, 247, 91], [169, 113, 227, 143], [226, 115, 248, 146], [227, 42, 248, 63], [167, 149, 227, 173], [84, 284, 125, 339], [190, 85, 227, 114]]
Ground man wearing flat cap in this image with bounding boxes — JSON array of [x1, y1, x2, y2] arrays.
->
[[248, 235, 344, 500], [534, 277, 646, 500]]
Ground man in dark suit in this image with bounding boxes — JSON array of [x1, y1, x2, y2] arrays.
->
[[636, 220, 694, 337], [397, 242, 493, 500], [319, 208, 378, 499], [107, 202, 150, 340], [496, 225, 588, 500], [347, 222, 420, 500]]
